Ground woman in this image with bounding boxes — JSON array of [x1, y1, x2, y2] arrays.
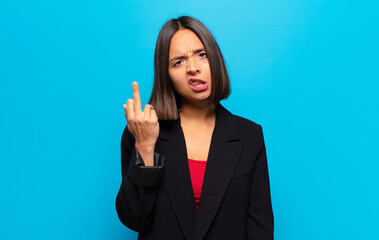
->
[[116, 16, 274, 240]]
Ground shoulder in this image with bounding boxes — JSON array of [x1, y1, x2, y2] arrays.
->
[[231, 114, 263, 137], [231, 113, 261, 130], [221, 104, 262, 130], [220, 105, 263, 140]]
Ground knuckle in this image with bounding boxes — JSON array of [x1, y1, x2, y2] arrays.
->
[[135, 116, 143, 123]]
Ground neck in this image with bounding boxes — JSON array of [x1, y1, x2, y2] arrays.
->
[[178, 101, 216, 122]]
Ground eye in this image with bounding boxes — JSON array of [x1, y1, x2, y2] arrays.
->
[[199, 52, 207, 58], [173, 60, 183, 67]]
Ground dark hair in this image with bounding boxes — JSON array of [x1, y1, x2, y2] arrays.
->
[[148, 16, 230, 120]]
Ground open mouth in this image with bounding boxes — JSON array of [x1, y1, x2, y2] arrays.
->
[[189, 78, 206, 86], [189, 78, 208, 92]]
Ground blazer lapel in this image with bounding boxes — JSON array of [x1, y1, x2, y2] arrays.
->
[[158, 119, 197, 240], [157, 104, 244, 240], [193, 104, 244, 240]]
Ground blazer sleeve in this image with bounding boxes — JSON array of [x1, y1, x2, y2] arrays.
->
[[246, 124, 274, 240], [115, 126, 165, 232]]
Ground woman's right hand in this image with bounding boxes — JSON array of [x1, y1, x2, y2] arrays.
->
[[123, 82, 159, 166]]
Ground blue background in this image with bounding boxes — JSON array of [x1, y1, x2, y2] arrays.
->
[[1, 0, 378, 239]]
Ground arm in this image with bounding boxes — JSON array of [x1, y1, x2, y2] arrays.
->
[[246, 124, 274, 239], [115, 126, 164, 232]]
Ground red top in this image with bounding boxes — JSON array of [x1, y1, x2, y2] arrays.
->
[[188, 158, 207, 211]]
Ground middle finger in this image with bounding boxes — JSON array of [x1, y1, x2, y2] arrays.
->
[[132, 82, 142, 115]]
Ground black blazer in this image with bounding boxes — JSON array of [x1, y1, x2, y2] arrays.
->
[[116, 104, 274, 240]]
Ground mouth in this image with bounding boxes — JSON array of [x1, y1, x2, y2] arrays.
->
[[188, 78, 208, 92], [189, 78, 206, 86]]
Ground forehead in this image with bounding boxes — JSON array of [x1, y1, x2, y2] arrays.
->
[[169, 29, 204, 56]]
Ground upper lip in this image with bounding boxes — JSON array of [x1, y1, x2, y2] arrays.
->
[[189, 78, 206, 84]]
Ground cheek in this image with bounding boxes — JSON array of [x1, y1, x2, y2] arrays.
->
[[168, 71, 182, 92], [201, 62, 211, 75], [168, 71, 177, 85], [169, 69, 185, 83], [203, 65, 212, 84]]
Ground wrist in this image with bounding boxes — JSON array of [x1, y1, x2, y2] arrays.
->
[[135, 142, 155, 167], [135, 141, 155, 153]]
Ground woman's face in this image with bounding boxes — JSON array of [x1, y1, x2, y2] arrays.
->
[[168, 29, 212, 105]]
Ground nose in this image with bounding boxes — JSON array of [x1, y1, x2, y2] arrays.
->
[[186, 58, 200, 74]]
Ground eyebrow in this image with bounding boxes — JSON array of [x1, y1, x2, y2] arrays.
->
[[169, 48, 205, 63]]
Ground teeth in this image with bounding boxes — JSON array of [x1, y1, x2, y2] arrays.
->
[[190, 81, 204, 86]]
